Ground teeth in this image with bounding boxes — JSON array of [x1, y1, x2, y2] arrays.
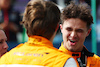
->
[[70, 40, 76, 43]]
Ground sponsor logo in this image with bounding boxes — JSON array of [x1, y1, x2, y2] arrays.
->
[[13, 52, 43, 57]]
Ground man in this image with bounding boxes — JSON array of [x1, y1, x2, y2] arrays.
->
[[0, 28, 8, 57], [0, 0, 77, 67], [59, 1, 100, 67]]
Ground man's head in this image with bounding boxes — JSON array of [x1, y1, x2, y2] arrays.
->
[[0, 28, 8, 57], [0, 0, 11, 10], [22, 0, 60, 41], [60, 2, 93, 52]]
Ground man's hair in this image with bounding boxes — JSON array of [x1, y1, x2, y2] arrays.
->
[[22, 0, 60, 40], [61, 1, 93, 29]]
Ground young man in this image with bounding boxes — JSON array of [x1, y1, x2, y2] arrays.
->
[[59, 1, 100, 67], [0, 28, 8, 57], [0, 0, 77, 67]]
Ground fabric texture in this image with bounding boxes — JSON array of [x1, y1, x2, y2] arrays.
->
[[0, 36, 73, 67], [59, 43, 100, 67]]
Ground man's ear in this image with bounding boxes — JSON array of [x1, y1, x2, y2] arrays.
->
[[86, 28, 91, 36], [60, 24, 63, 33]]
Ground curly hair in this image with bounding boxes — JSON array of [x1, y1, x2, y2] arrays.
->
[[61, 1, 93, 29], [22, 0, 60, 40]]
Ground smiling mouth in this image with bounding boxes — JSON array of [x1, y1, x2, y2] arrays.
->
[[70, 40, 76, 43]]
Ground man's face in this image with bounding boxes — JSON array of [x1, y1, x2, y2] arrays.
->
[[0, 30, 8, 57], [60, 18, 91, 52]]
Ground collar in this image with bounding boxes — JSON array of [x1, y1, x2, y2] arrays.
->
[[59, 42, 94, 59], [82, 46, 94, 57], [59, 43, 81, 59], [25, 35, 53, 47]]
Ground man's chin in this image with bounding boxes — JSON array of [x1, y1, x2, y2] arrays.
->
[[70, 49, 75, 52], [68, 48, 76, 52]]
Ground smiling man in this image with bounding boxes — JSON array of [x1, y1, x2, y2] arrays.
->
[[60, 18, 90, 52], [59, 1, 100, 67]]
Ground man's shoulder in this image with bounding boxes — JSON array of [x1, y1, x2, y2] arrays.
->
[[93, 54, 100, 59], [49, 46, 72, 57], [88, 54, 100, 62]]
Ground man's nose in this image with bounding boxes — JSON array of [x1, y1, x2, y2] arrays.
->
[[3, 42, 8, 49], [70, 31, 77, 38]]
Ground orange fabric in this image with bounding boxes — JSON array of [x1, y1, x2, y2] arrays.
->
[[59, 43, 100, 67], [59, 43, 80, 67], [0, 36, 72, 67]]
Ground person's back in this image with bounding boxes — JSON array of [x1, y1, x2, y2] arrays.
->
[[0, 0, 77, 67], [0, 36, 74, 67]]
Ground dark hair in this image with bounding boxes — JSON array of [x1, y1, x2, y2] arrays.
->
[[22, 0, 60, 40], [61, 1, 93, 29]]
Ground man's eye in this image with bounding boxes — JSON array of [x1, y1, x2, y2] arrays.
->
[[77, 29, 83, 33], [66, 28, 72, 31]]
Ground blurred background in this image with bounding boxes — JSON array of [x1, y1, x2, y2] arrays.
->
[[0, 0, 100, 56]]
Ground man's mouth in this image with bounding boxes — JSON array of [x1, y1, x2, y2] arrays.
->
[[70, 40, 76, 43], [69, 40, 77, 45]]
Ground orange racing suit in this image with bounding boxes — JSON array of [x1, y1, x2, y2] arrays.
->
[[59, 43, 100, 67], [0, 36, 74, 67]]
